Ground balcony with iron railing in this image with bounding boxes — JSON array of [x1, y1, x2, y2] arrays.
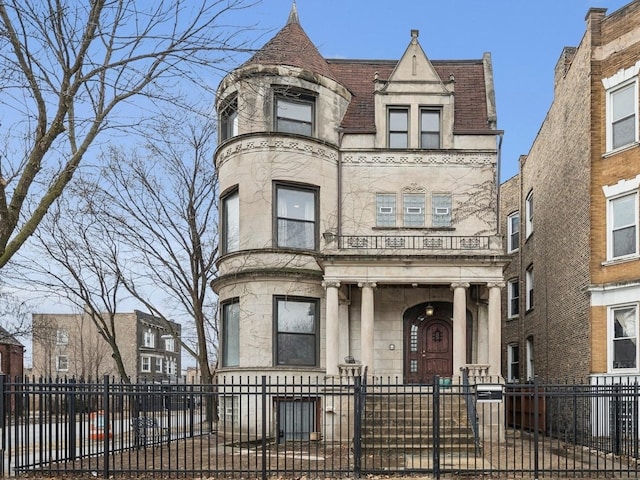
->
[[329, 234, 501, 253]]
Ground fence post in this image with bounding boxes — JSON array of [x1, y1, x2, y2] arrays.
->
[[353, 375, 362, 477], [634, 382, 639, 459], [0, 374, 5, 478], [433, 376, 440, 480], [533, 376, 539, 479], [261, 376, 267, 480], [102, 375, 110, 479], [67, 378, 77, 460]]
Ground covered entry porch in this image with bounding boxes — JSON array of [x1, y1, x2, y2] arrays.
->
[[321, 258, 505, 383]]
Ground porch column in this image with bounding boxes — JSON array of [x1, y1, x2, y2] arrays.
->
[[323, 281, 341, 376], [451, 282, 470, 377], [487, 282, 504, 377], [477, 303, 489, 364], [358, 282, 376, 375], [339, 300, 350, 363]]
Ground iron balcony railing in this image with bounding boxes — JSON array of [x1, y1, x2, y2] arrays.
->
[[337, 234, 491, 250]]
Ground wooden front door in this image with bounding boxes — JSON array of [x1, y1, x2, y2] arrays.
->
[[405, 317, 453, 384]]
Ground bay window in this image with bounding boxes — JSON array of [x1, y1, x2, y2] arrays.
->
[[222, 189, 240, 254]]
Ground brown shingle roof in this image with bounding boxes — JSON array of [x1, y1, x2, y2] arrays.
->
[[245, 5, 491, 135], [242, 5, 339, 83], [329, 59, 490, 134], [0, 325, 23, 346]]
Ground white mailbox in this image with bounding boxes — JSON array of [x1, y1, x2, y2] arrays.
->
[[475, 384, 504, 403]]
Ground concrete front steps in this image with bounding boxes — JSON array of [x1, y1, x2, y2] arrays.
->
[[360, 391, 482, 469]]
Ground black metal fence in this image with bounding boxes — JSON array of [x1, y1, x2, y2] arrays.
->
[[1, 374, 640, 478]]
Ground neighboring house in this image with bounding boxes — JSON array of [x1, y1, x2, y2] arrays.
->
[[32, 310, 181, 382], [213, 5, 507, 387], [500, 2, 640, 382], [0, 325, 24, 377]]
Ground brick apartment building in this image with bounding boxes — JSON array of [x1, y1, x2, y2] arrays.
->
[[0, 325, 24, 377], [32, 310, 181, 382], [501, 2, 640, 382]]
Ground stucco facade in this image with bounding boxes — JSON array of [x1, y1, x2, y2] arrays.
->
[[213, 6, 507, 385], [501, 2, 640, 382]]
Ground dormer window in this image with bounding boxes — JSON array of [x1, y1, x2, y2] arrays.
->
[[420, 109, 440, 149], [388, 108, 409, 148], [220, 96, 238, 142], [275, 90, 314, 136]]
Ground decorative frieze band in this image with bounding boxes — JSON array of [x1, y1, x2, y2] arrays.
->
[[217, 137, 338, 167], [343, 152, 494, 166]]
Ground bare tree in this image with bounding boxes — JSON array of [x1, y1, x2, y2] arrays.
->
[[95, 113, 219, 387], [25, 196, 134, 381], [0, 282, 30, 341], [0, 0, 255, 269]]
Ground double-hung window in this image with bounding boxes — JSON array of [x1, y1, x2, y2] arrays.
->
[[222, 300, 240, 367], [525, 266, 534, 312], [526, 337, 535, 381], [220, 96, 238, 142], [275, 183, 317, 250], [56, 355, 69, 372], [376, 194, 396, 227], [525, 191, 533, 238], [143, 329, 155, 348], [611, 305, 638, 371], [222, 189, 239, 254], [388, 108, 409, 148], [603, 64, 639, 152], [155, 358, 163, 373], [141, 356, 151, 373], [507, 344, 520, 382], [420, 109, 440, 149], [432, 193, 452, 227], [275, 92, 314, 136], [507, 278, 519, 319], [507, 212, 520, 252], [275, 296, 318, 366], [56, 328, 69, 346], [608, 192, 638, 260], [403, 193, 425, 227]]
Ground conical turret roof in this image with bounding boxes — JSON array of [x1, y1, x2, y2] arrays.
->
[[242, 3, 339, 82]]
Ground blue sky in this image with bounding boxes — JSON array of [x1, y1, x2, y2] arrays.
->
[[232, 0, 632, 180]]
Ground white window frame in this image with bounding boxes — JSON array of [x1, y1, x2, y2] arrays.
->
[[167, 359, 177, 376], [526, 337, 535, 381], [607, 192, 638, 261], [143, 329, 156, 348], [155, 357, 163, 373], [507, 278, 519, 319], [603, 62, 640, 153], [507, 344, 520, 382], [165, 337, 175, 353], [56, 328, 69, 346], [525, 191, 533, 239], [609, 304, 639, 373], [56, 355, 69, 372], [141, 355, 151, 373], [507, 212, 520, 253], [525, 266, 534, 312]]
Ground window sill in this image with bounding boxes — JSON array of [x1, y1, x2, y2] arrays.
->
[[507, 315, 519, 321], [603, 142, 639, 158], [507, 248, 519, 254], [602, 254, 640, 266], [525, 307, 534, 314]]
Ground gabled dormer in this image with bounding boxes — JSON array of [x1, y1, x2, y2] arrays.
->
[[373, 30, 455, 150]]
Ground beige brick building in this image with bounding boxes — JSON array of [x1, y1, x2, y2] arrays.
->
[[32, 311, 181, 382], [213, 1, 507, 410], [501, 2, 640, 382]]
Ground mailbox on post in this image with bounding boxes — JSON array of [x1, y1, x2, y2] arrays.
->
[[476, 384, 504, 403]]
